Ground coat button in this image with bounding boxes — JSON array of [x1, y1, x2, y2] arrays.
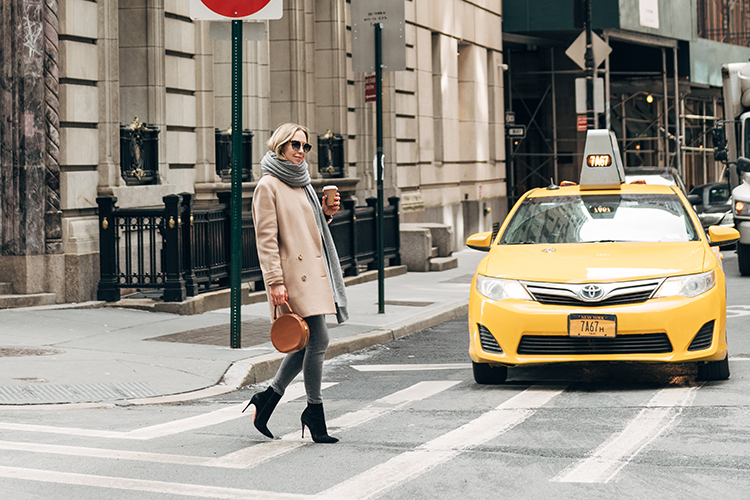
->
[[298, 255, 303, 260], [301, 275, 307, 281]]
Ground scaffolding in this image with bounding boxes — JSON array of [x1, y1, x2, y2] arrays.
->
[[504, 32, 724, 208]]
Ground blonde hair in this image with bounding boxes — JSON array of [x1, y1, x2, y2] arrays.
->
[[267, 123, 310, 157]]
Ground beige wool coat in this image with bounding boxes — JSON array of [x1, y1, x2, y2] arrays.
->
[[252, 175, 336, 319]]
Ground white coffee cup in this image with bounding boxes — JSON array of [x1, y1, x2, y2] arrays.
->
[[323, 185, 338, 206]]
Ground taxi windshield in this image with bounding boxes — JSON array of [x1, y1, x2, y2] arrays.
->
[[500, 194, 699, 244]]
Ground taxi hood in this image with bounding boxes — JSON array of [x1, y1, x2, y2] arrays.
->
[[484, 242, 706, 282]]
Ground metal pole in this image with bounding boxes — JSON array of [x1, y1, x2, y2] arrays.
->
[[604, 33, 611, 130], [375, 23, 385, 314], [673, 46, 681, 173], [584, 0, 594, 129], [550, 47, 558, 183], [230, 19, 243, 348], [662, 47, 669, 167]]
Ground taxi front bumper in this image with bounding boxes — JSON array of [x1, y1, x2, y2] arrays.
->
[[468, 285, 728, 366]]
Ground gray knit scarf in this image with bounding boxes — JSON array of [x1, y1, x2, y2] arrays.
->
[[260, 151, 349, 323]]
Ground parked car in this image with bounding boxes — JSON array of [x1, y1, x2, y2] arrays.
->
[[689, 182, 734, 230], [623, 166, 689, 194], [466, 131, 740, 385]]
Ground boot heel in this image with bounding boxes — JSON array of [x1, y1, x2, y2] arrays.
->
[[301, 423, 306, 439]]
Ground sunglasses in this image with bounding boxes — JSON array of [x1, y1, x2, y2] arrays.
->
[[289, 140, 312, 153]]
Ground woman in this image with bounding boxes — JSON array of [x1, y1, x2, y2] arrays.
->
[[245, 123, 348, 444]]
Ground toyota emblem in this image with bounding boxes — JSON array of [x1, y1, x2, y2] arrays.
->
[[580, 284, 604, 300]]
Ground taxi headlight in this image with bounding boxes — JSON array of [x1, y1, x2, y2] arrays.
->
[[475, 274, 532, 301], [653, 271, 716, 298]]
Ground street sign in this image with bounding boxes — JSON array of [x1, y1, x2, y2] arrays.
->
[[565, 30, 612, 70], [505, 111, 515, 124], [577, 115, 587, 131], [575, 77, 605, 114], [365, 75, 377, 103], [190, 0, 281, 20], [351, 0, 406, 72], [507, 124, 526, 138]]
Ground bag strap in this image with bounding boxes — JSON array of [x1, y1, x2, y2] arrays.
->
[[273, 301, 294, 320]]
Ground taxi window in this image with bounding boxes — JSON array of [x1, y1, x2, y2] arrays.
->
[[500, 194, 699, 244]]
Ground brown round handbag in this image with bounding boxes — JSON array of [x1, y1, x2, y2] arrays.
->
[[270, 302, 309, 353]]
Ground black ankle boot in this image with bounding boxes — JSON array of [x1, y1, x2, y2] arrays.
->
[[301, 403, 338, 444], [243, 387, 281, 438]]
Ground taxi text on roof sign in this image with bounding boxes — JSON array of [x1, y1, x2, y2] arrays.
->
[[579, 129, 625, 190]]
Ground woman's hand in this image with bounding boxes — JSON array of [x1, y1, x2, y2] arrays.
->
[[322, 193, 341, 217], [269, 283, 288, 307]]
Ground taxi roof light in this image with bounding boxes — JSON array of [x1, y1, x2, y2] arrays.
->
[[579, 130, 625, 190]]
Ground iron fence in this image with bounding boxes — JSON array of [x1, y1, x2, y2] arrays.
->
[[97, 192, 400, 302]]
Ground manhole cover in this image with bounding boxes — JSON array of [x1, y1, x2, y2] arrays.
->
[[0, 347, 63, 358]]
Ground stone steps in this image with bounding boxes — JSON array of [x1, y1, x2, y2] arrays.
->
[[0, 292, 57, 309], [429, 256, 458, 272]]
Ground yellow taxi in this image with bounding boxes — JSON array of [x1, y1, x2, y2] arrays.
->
[[467, 130, 740, 384]]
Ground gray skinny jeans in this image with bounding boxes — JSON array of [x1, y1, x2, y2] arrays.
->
[[269, 315, 329, 404]]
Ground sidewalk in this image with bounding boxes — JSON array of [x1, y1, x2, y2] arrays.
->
[[0, 250, 484, 407]]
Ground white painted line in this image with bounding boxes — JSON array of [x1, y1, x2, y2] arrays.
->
[[0, 440, 212, 467], [729, 357, 750, 361], [0, 465, 309, 500], [124, 382, 332, 440], [0, 382, 329, 440], [552, 385, 700, 484], [315, 386, 566, 500], [212, 380, 460, 469], [350, 363, 470, 372]]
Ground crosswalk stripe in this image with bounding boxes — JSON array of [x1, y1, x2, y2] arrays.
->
[[0, 382, 331, 440], [0, 440, 213, 467], [0, 465, 309, 500], [315, 385, 566, 500], [350, 364, 470, 372], [552, 385, 700, 483], [211, 380, 461, 469]]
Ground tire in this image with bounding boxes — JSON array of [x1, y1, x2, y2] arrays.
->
[[697, 356, 730, 381], [472, 361, 508, 385], [738, 242, 750, 277]]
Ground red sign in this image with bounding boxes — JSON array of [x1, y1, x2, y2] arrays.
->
[[365, 75, 377, 103], [577, 115, 587, 131], [200, 0, 272, 18]]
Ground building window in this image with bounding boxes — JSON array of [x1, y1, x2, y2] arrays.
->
[[698, 0, 750, 46]]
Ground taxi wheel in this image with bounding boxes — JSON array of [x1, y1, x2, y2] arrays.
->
[[738, 243, 750, 276], [697, 356, 730, 381], [472, 362, 508, 385]]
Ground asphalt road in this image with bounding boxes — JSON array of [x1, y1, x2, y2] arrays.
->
[[0, 251, 748, 499]]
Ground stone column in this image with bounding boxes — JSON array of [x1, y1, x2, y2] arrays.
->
[[44, 0, 62, 254], [0, 0, 48, 257]]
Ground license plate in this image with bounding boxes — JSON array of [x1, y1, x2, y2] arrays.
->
[[568, 314, 617, 338]]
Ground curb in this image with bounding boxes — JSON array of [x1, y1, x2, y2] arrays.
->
[[219, 299, 469, 391]]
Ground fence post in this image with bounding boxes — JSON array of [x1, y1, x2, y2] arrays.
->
[[180, 192, 199, 297], [388, 196, 401, 266], [97, 196, 121, 302], [162, 194, 186, 302], [217, 191, 232, 287], [343, 199, 358, 276]]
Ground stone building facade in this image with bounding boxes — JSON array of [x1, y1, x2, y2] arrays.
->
[[0, 0, 506, 304]]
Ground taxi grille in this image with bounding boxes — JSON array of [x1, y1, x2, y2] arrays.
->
[[531, 290, 654, 307], [478, 324, 503, 354], [687, 321, 715, 351], [523, 279, 661, 307], [517, 333, 673, 355]]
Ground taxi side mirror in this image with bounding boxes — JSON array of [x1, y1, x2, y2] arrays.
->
[[466, 231, 493, 251], [707, 226, 740, 247]]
